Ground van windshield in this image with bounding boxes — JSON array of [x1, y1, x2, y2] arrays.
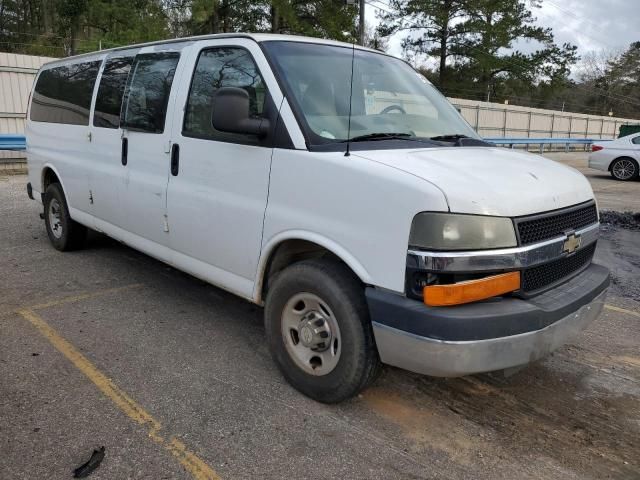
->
[[262, 41, 479, 148]]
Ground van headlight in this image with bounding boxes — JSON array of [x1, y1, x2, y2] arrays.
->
[[409, 213, 517, 250]]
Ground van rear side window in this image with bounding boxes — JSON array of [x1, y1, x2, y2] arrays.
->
[[121, 53, 180, 133], [30, 61, 101, 125], [94, 56, 134, 129]]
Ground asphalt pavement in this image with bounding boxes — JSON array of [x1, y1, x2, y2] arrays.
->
[[1, 171, 639, 480]]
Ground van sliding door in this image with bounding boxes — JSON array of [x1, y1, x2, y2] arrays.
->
[[89, 52, 137, 230], [119, 47, 186, 248]]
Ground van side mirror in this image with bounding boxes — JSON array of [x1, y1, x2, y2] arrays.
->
[[211, 87, 269, 137]]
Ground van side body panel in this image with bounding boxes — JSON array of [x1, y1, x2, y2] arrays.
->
[[87, 51, 136, 230], [26, 55, 105, 211], [261, 149, 449, 296]]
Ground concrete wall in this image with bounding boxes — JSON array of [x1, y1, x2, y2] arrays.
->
[[0, 53, 56, 162], [449, 97, 640, 140]]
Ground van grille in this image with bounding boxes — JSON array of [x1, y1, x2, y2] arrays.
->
[[521, 243, 596, 293], [516, 203, 598, 246]]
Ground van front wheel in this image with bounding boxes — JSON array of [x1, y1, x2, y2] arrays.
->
[[44, 183, 87, 251], [265, 259, 381, 403]]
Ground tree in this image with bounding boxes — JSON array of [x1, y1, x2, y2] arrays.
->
[[272, 0, 357, 42], [377, 0, 578, 97], [175, 1, 358, 42], [593, 42, 640, 117], [461, 0, 577, 96], [363, 22, 387, 51], [377, 0, 467, 87]]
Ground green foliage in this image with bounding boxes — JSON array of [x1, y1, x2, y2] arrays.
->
[[0, 0, 358, 56], [1, 0, 636, 118], [378, 0, 578, 101], [573, 42, 640, 118]]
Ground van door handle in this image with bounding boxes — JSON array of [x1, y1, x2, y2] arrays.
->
[[121, 137, 128, 166], [170, 143, 180, 176]]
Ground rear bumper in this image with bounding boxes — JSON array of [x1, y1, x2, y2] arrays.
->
[[588, 154, 609, 171], [367, 263, 609, 377]]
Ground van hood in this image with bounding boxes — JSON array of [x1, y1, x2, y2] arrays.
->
[[355, 147, 594, 217]]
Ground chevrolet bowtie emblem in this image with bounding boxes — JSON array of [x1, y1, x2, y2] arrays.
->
[[563, 233, 582, 254]]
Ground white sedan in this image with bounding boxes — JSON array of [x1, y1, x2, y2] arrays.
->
[[589, 133, 640, 181]]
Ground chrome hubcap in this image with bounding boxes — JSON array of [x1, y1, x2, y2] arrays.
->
[[281, 293, 341, 376], [613, 159, 635, 180], [48, 199, 63, 239]]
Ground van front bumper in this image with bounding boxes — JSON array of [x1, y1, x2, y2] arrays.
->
[[367, 263, 609, 377]]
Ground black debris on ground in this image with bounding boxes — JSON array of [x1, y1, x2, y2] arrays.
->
[[73, 447, 105, 478], [599, 210, 640, 231]]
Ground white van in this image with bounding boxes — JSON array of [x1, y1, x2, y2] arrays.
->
[[26, 34, 609, 403]]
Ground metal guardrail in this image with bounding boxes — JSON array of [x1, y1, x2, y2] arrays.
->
[[0, 134, 26, 151], [485, 137, 612, 153]]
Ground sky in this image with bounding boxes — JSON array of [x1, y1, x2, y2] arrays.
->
[[366, 0, 639, 72]]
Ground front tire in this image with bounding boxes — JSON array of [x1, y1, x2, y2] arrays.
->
[[265, 259, 381, 403], [44, 183, 87, 251], [610, 157, 638, 181]]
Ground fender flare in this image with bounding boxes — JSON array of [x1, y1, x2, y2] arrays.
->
[[40, 163, 68, 200], [254, 230, 372, 303]]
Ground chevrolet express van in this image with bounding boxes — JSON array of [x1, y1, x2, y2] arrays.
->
[[26, 34, 610, 403]]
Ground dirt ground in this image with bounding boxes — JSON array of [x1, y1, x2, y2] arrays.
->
[[1, 170, 639, 480], [540, 151, 640, 212]]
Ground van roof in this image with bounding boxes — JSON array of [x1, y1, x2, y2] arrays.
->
[[41, 33, 382, 67]]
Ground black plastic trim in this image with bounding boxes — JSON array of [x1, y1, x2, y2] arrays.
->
[[272, 102, 294, 149], [367, 263, 609, 341], [513, 199, 596, 246]]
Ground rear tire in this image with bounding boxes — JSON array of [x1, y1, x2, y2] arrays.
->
[[610, 157, 638, 181], [265, 259, 381, 403], [43, 183, 87, 251]]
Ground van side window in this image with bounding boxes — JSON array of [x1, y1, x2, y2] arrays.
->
[[121, 53, 180, 133], [30, 61, 101, 125], [183, 47, 267, 144], [94, 56, 134, 129], [633, 136, 640, 145]]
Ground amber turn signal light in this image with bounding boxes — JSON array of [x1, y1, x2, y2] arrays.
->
[[423, 271, 521, 307]]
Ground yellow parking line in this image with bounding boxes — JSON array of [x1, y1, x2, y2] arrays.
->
[[17, 308, 221, 480], [605, 304, 640, 319], [29, 284, 145, 311]]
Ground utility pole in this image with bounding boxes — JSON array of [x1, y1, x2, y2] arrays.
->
[[346, 0, 365, 45], [359, 0, 365, 46]]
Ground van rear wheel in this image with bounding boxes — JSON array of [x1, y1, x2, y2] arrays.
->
[[265, 259, 381, 403], [44, 183, 87, 251]]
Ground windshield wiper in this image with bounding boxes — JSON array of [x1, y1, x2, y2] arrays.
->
[[429, 134, 493, 147], [429, 134, 470, 142], [346, 132, 415, 142]]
